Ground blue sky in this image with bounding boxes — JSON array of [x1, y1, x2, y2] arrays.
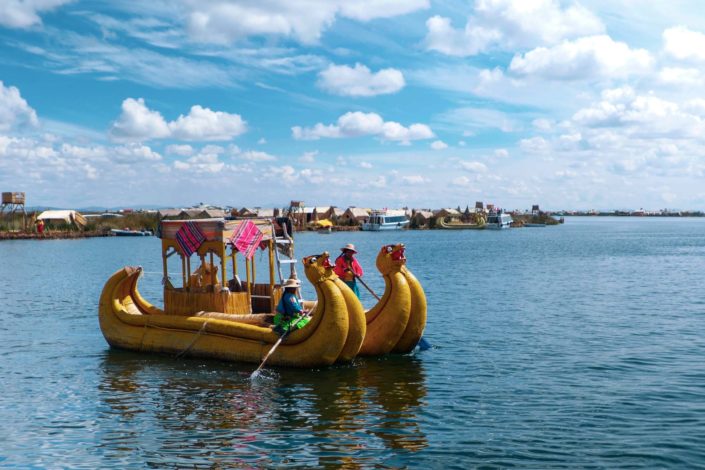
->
[[2, 1, 705, 210]]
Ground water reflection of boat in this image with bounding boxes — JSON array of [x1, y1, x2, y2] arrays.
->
[[98, 352, 427, 467]]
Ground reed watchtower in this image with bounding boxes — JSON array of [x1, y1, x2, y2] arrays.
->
[[1, 192, 27, 228]]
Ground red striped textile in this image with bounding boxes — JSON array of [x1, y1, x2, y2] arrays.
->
[[175, 221, 205, 257], [229, 220, 263, 259]]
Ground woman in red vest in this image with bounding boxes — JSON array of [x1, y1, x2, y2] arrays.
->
[[334, 243, 363, 298]]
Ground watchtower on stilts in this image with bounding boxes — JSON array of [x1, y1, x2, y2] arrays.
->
[[287, 200, 305, 232], [1, 192, 27, 229]]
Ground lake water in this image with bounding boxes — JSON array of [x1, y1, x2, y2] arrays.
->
[[1, 217, 704, 468]]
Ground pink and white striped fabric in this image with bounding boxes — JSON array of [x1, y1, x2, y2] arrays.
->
[[229, 220, 263, 259]]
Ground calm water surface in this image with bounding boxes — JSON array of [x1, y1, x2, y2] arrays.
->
[[1, 217, 704, 468]]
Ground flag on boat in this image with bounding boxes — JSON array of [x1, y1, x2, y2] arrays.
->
[[175, 221, 205, 257], [230, 220, 263, 259]]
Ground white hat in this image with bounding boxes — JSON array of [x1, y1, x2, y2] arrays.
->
[[340, 243, 357, 253], [282, 278, 301, 288]]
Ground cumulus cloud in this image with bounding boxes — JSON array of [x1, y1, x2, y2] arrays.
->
[[169, 105, 247, 141], [110, 98, 246, 142], [401, 175, 426, 184], [292, 111, 434, 144], [0, 0, 71, 29], [174, 153, 225, 173], [459, 161, 488, 173], [166, 144, 194, 156], [509, 35, 653, 80], [185, 0, 429, 45], [663, 26, 705, 62], [299, 151, 317, 163], [425, 0, 603, 56], [0, 81, 39, 131], [239, 150, 277, 161], [318, 63, 405, 97], [109, 98, 170, 142], [430, 140, 448, 150]]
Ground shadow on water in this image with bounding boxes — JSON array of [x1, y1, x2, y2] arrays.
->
[[97, 350, 427, 468]]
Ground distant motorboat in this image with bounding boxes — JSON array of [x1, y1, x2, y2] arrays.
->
[[485, 210, 513, 230], [110, 228, 152, 236], [361, 210, 409, 231]]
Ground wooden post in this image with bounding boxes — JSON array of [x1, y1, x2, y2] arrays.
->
[[186, 256, 191, 291], [269, 239, 275, 313], [245, 254, 251, 295], [209, 252, 215, 287], [251, 255, 256, 287], [220, 248, 227, 289], [162, 248, 168, 284]]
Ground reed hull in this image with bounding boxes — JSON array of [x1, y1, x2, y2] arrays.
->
[[393, 267, 428, 353], [98, 267, 351, 368]]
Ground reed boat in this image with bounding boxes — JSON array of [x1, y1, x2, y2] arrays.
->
[[437, 216, 486, 230], [358, 244, 427, 355], [98, 218, 365, 367]]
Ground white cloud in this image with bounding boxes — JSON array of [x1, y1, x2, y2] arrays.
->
[[169, 105, 246, 141], [451, 175, 471, 186], [425, 0, 603, 57], [257, 137, 267, 144], [401, 175, 426, 184], [239, 150, 277, 161], [459, 161, 488, 173], [174, 153, 225, 173], [299, 151, 317, 163], [0, 81, 39, 131], [0, 0, 71, 29], [109, 98, 170, 142], [663, 26, 705, 62], [166, 144, 194, 156], [658, 67, 704, 86], [292, 111, 434, 144], [185, 0, 429, 45], [359, 161, 372, 168], [267, 165, 297, 182], [430, 140, 448, 150], [425, 15, 501, 57], [318, 63, 405, 97], [110, 98, 246, 142], [494, 148, 509, 158], [509, 35, 653, 80]]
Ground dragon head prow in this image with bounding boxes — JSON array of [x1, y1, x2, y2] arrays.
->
[[376, 244, 406, 275], [303, 251, 336, 284]]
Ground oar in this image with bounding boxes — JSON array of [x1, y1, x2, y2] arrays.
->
[[355, 274, 432, 351], [251, 302, 317, 376], [354, 274, 381, 301]]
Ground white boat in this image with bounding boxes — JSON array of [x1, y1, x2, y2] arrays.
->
[[361, 210, 409, 231], [485, 211, 512, 230], [110, 228, 153, 236]]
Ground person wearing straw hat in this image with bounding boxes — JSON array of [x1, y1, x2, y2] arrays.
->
[[273, 277, 310, 335], [334, 243, 364, 299]]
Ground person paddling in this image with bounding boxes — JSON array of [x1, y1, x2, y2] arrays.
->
[[273, 278, 310, 335], [334, 243, 364, 299]]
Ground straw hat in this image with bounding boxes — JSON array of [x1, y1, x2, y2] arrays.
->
[[282, 278, 301, 288], [340, 243, 357, 253]]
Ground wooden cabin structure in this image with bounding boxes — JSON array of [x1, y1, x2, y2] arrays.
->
[[159, 218, 294, 317]]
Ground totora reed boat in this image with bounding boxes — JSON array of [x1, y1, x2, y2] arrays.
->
[[98, 218, 427, 367]]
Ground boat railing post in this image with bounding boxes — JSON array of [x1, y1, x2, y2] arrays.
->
[[269, 238, 275, 313]]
